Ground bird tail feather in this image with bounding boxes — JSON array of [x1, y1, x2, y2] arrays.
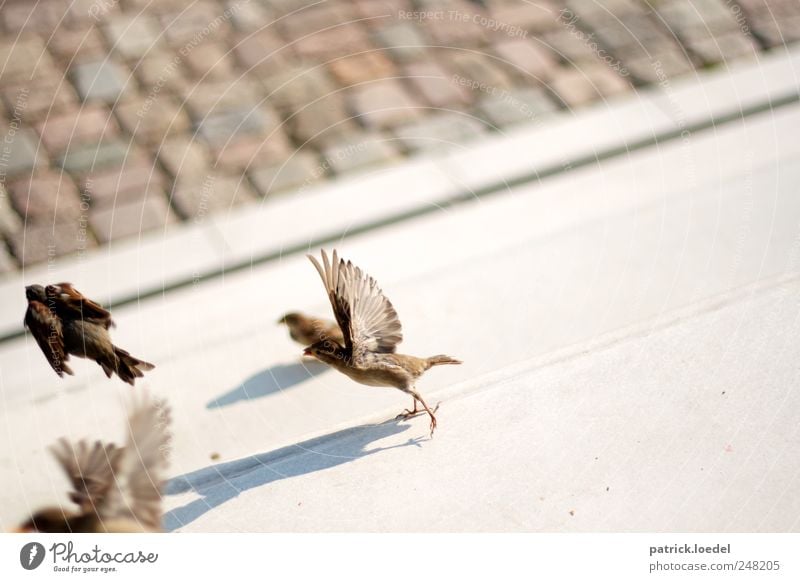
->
[[110, 347, 155, 386], [425, 355, 462, 369]]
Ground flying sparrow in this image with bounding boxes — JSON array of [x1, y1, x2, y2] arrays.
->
[[278, 312, 344, 347], [24, 283, 155, 385], [303, 249, 461, 436], [14, 395, 172, 533]]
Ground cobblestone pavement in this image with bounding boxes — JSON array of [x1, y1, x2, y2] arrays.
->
[[0, 0, 797, 271]]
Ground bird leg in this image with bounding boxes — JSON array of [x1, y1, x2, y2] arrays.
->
[[396, 398, 440, 419], [401, 389, 439, 437]]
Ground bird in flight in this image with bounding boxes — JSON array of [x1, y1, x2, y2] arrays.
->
[[303, 249, 461, 436], [24, 283, 154, 385], [277, 312, 344, 348], [14, 394, 172, 532]]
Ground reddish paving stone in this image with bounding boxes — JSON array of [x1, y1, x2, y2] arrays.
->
[[248, 151, 322, 197], [157, 136, 211, 179], [329, 52, 397, 85], [1, 0, 70, 33], [231, 32, 295, 79], [35, 106, 119, 154], [355, 0, 413, 26], [104, 14, 162, 59], [495, 39, 559, 80], [294, 24, 374, 59], [7, 171, 83, 223], [1, 80, 78, 121], [211, 133, 294, 173], [451, 52, 514, 91], [81, 159, 168, 208], [71, 60, 132, 103], [260, 67, 337, 111], [159, 2, 232, 46], [0, 184, 23, 236], [416, 2, 490, 46], [47, 26, 108, 63], [183, 42, 237, 80], [349, 79, 425, 129], [227, 0, 274, 33], [624, 51, 696, 83], [8, 219, 96, 267], [89, 195, 174, 244], [114, 97, 191, 144], [541, 28, 610, 64], [135, 53, 190, 94], [490, 0, 561, 33], [373, 23, 430, 62], [170, 173, 256, 220], [590, 13, 675, 53], [0, 243, 17, 273], [549, 64, 632, 107], [404, 61, 473, 108], [290, 95, 356, 145], [278, 2, 356, 37], [0, 37, 56, 85], [181, 78, 263, 118], [687, 32, 758, 64], [747, 14, 800, 46]]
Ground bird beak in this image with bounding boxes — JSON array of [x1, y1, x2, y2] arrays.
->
[[277, 316, 286, 325], [303, 348, 312, 357]]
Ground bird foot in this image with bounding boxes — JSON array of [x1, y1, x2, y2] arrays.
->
[[396, 402, 440, 420]]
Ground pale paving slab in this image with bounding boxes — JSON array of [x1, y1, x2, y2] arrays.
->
[[165, 275, 800, 532]]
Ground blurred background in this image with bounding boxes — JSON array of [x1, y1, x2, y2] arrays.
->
[[1, 0, 796, 271]]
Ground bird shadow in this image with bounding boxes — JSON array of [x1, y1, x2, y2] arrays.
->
[[206, 360, 330, 409], [162, 418, 423, 530]]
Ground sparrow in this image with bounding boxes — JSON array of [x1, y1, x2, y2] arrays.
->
[[14, 394, 172, 533], [303, 249, 461, 436], [24, 283, 155, 385], [278, 312, 345, 347]]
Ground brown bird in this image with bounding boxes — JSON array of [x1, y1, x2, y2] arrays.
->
[[303, 249, 461, 436], [24, 283, 154, 385], [14, 395, 172, 533], [278, 312, 344, 347]]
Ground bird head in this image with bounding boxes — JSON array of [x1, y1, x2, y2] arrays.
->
[[278, 313, 301, 326], [303, 340, 338, 361], [24, 285, 47, 303]]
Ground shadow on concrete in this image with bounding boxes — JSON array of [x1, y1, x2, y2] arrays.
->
[[206, 360, 330, 409], [162, 418, 423, 530]]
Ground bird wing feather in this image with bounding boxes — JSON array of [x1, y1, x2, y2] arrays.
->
[[50, 438, 123, 514], [24, 301, 72, 376], [99, 396, 172, 531], [46, 283, 115, 329], [308, 249, 403, 359]]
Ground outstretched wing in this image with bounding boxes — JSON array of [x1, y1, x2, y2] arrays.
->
[[307, 249, 403, 358], [46, 283, 115, 329], [24, 302, 73, 377], [100, 396, 172, 531], [50, 439, 124, 513]]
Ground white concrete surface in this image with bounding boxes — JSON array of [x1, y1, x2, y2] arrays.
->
[[1, 59, 799, 532]]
